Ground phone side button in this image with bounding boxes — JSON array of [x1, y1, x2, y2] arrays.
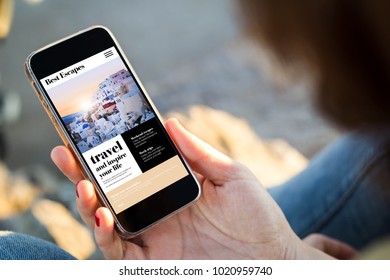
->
[[50, 116, 57, 124], [43, 102, 50, 112], [32, 82, 44, 101]]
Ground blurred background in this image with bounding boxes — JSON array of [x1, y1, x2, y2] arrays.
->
[[0, 0, 339, 259]]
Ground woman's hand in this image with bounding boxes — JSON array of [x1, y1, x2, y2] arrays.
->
[[51, 118, 335, 260]]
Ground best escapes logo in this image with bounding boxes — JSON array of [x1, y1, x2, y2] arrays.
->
[[44, 65, 85, 85]]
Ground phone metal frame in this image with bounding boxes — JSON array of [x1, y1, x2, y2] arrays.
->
[[24, 26, 200, 239]]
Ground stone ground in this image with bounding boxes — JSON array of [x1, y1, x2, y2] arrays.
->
[[0, 1, 340, 259]]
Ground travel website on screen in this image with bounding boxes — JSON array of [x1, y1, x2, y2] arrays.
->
[[40, 47, 188, 213]]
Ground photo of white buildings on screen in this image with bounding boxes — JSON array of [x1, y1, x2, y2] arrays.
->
[[63, 69, 155, 153]]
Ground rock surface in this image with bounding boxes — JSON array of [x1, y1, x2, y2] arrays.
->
[[0, 164, 97, 259], [148, 40, 339, 159], [168, 106, 308, 187]]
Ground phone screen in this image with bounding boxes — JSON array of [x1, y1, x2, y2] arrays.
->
[[27, 27, 200, 234]]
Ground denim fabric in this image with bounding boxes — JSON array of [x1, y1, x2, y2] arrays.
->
[[0, 231, 76, 260], [269, 125, 390, 250]]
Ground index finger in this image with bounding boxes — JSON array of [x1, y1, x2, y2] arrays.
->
[[51, 145, 84, 184]]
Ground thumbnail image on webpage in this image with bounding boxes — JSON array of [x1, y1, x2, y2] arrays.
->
[[56, 67, 155, 153]]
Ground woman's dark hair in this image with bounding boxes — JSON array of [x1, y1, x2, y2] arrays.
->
[[239, 0, 390, 129]]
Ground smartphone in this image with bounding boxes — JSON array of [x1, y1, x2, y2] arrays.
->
[[25, 26, 200, 238]]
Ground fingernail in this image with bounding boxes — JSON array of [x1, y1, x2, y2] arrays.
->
[[75, 181, 81, 198], [95, 213, 100, 227]]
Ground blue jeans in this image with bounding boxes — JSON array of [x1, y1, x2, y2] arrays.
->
[[0, 231, 75, 260], [1, 126, 390, 259], [269, 125, 390, 250]]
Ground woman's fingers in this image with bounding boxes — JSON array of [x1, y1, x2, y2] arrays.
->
[[75, 180, 100, 229], [77, 182, 142, 260], [304, 234, 358, 260], [52, 146, 100, 229], [94, 207, 125, 259], [51, 146, 84, 184]]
